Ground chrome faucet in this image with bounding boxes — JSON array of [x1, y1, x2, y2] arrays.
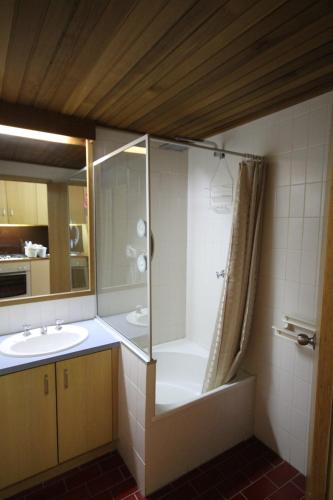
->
[[40, 326, 48, 335], [55, 319, 64, 331], [23, 324, 32, 337]]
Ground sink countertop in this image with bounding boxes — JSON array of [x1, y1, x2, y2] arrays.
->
[[0, 319, 120, 376]]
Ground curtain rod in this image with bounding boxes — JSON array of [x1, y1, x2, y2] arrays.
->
[[151, 135, 264, 161]]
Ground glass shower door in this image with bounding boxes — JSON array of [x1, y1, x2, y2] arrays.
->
[[95, 136, 151, 358]]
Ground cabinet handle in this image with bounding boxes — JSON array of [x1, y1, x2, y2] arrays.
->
[[64, 369, 69, 389], [9, 209, 14, 217], [44, 374, 49, 395], [2, 208, 5, 216]]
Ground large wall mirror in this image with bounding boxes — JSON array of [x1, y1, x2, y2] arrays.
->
[[0, 124, 94, 305]]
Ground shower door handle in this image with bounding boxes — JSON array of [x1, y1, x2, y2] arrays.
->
[[150, 232, 154, 260]]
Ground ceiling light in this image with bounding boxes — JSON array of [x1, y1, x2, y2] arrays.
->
[[0, 124, 84, 145]]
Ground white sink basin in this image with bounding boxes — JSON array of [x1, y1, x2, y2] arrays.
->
[[126, 308, 148, 327], [0, 325, 89, 357]]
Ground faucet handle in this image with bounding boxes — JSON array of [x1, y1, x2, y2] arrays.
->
[[55, 319, 64, 331], [22, 324, 32, 336]]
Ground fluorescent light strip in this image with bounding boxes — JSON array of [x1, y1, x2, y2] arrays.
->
[[0, 124, 84, 146], [93, 146, 146, 166]]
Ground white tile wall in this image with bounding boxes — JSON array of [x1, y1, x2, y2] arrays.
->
[[0, 294, 96, 335], [186, 148, 235, 350], [212, 91, 333, 474], [117, 343, 155, 494]]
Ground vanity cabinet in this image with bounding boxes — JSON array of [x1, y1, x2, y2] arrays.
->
[[0, 364, 58, 489], [57, 350, 113, 462], [0, 349, 113, 491]]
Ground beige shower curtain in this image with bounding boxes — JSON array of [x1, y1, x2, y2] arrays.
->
[[203, 159, 265, 391]]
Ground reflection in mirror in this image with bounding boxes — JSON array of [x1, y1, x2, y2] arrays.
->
[[0, 129, 89, 302]]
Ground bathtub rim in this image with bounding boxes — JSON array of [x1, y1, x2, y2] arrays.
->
[[152, 371, 255, 421], [96, 318, 255, 423]]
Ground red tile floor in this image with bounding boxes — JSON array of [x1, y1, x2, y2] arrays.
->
[[8, 438, 305, 500]]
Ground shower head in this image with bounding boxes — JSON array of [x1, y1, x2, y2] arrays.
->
[[158, 142, 188, 152]]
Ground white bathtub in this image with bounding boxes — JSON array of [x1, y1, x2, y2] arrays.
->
[[148, 339, 256, 492], [153, 339, 209, 413]]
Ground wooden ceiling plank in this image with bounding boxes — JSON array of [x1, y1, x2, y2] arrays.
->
[[18, 0, 78, 105], [171, 49, 333, 137], [61, 0, 190, 116], [103, 0, 312, 127], [82, 0, 236, 119], [187, 69, 333, 137], [0, 0, 15, 95], [2, 0, 50, 103], [156, 30, 333, 136], [97, 0, 281, 124], [129, 3, 333, 133], [34, 0, 110, 108], [198, 76, 333, 138], [51, 0, 138, 112], [127, 0, 332, 131]]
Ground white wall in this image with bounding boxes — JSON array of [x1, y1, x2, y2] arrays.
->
[[186, 148, 235, 350], [93, 126, 139, 160], [0, 294, 96, 335], [211, 91, 333, 474]]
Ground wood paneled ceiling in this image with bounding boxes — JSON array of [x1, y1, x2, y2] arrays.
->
[[0, 135, 85, 169], [1, 0, 333, 140]]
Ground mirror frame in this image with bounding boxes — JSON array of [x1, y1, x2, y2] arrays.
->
[[0, 138, 95, 307]]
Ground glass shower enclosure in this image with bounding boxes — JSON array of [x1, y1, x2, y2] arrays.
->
[[95, 136, 152, 359], [95, 134, 233, 381]]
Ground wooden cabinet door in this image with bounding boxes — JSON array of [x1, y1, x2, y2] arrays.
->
[[56, 350, 113, 462], [6, 181, 37, 224], [68, 185, 86, 224], [36, 183, 48, 225], [0, 364, 58, 489], [31, 259, 50, 295], [0, 180, 8, 223]]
